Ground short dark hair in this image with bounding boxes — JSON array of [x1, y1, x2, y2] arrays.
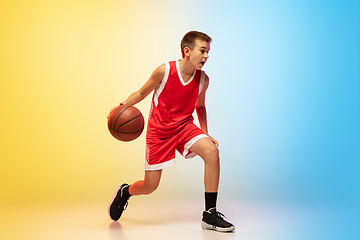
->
[[181, 31, 212, 58]]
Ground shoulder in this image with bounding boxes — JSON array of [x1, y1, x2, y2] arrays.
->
[[153, 63, 166, 76], [198, 71, 210, 94], [200, 70, 209, 80], [201, 71, 209, 85], [204, 73, 209, 82], [150, 63, 168, 82], [203, 72, 210, 91]]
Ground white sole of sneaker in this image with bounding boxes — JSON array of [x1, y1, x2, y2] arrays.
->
[[201, 221, 235, 232]]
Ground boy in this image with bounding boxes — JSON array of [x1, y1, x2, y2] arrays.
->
[[109, 31, 235, 232]]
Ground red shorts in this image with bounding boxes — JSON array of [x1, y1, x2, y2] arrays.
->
[[145, 123, 208, 170]]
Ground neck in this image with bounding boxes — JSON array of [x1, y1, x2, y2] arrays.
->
[[178, 58, 195, 76]]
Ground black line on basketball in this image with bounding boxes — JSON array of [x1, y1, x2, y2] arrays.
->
[[114, 127, 126, 141], [116, 114, 143, 131], [116, 129, 144, 134], [113, 105, 132, 130], [108, 126, 127, 141], [109, 126, 143, 134], [116, 130, 126, 141]]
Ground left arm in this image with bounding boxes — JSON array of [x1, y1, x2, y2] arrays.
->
[[195, 74, 219, 147]]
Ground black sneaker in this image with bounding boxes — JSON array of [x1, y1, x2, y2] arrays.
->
[[201, 208, 235, 232], [109, 183, 129, 221]]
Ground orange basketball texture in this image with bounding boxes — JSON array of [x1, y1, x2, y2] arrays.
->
[[107, 105, 144, 141]]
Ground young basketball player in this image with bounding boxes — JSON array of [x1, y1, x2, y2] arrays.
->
[[109, 31, 235, 232]]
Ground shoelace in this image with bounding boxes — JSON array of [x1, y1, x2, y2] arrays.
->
[[215, 211, 227, 219], [216, 212, 227, 220], [208, 211, 228, 228], [207, 208, 227, 219]]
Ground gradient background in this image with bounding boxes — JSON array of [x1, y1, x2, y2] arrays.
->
[[1, 0, 359, 239]]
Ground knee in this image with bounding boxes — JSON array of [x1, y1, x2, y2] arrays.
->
[[203, 145, 219, 163], [143, 182, 159, 195]]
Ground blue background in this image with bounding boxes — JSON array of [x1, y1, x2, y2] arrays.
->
[[200, 2, 360, 238], [197, 0, 360, 205], [195, 1, 360, 238], [188, 1, 360, 237]]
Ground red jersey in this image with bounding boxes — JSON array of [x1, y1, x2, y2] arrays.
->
[[147, 60, 205, 138], [144, 60, 208, 170]]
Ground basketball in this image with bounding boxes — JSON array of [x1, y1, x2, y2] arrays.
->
[[107, 105, 145, 142]]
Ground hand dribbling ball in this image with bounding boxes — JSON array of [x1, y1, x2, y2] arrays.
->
[[107, 105, 144, 142]]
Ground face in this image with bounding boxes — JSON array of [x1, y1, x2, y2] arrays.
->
[[186, 39, 210, 70]]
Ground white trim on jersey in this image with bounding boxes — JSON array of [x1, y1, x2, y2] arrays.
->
[[153, 62, 170, 107], [199, 71, 205, 96], [176, 60, 196, 86], [145, 158, 176, 171]]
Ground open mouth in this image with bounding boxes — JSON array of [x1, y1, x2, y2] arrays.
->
[[200, 61, 205, 65]]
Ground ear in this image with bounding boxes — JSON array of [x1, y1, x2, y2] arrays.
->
[[183, 47, 191, 57]]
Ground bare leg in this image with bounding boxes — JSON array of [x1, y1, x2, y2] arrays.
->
[[128, 169, 162, 195], [189, 137, 220, 192]]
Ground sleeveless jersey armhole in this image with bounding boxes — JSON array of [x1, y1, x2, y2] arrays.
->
[[153, 62, 170, 106], [198, 71, 205, 96]]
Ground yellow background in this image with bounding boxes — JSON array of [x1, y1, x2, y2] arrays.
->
[[1, 1, 358, 239], [1, 0, 205, 207]]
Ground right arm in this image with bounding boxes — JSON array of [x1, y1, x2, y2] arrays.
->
[[121, 64, 165, 106]]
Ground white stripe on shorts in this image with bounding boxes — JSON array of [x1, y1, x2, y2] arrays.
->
[[183, 134, 209, 159], [145, 158, 176, 171]]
